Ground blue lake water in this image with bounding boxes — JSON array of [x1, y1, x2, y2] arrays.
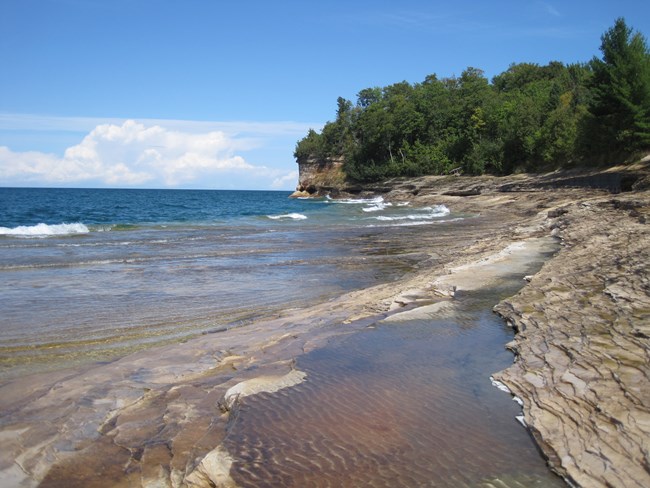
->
[[0, 187, 566, 487], [0, 187, 454, 379]]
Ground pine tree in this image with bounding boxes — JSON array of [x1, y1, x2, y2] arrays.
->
[[588, 18, 650, 155]]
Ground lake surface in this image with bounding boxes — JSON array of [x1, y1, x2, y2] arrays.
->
[[0, 187, 453, 380]]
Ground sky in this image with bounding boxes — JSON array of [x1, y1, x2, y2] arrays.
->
[[1, 0, 648, 190]]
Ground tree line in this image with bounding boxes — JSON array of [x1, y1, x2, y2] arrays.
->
[[294, 18, 650, 182]]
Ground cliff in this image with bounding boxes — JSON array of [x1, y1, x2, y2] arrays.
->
[[289, 155, 347, 197]]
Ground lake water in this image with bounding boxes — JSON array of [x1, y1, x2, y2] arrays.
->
[[0, 187, 564, 487], [222, 284, 566, 487], [0, 187, 452, 380]]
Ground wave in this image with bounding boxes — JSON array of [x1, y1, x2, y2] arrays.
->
[[362, 201, 393, 212], [0, 222, 90, 237], [370, 205, 450, 222], [327, 195, 399, 214], [267, 213, 308, 221], [327, 195, 385, 205]]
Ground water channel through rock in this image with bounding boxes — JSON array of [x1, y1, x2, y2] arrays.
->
[[219, 267, 566, 487]]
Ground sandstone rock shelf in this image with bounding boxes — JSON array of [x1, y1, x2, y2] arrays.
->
[[492, 195, 650, 488]]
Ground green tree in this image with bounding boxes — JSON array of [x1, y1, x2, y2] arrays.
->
[[587, 18, 650, 155], [294, 129, 324, 161], [357, 87, 382, 108], [295, 19, 645, 181]]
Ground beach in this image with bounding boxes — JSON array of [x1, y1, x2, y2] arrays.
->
[[1, 164, 649, 487]]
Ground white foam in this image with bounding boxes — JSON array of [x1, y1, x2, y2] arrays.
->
[[267, 213, 307, 220], [490, 377, 512, 394], [362, 201, 392, 212], [0, 223, 89, 237], [421, 205, 451, 216], [371, 205, 450, 222], [329, 196, 385, 205]]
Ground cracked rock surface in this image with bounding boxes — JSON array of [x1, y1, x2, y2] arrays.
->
[[493, 195, 650, 488]]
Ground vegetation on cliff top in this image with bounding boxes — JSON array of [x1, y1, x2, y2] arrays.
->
[[295, 18, 650, 182]]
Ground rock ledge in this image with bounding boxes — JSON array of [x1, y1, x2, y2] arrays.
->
[[493, 195, 650, 488]]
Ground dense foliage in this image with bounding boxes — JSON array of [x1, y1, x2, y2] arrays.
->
[[295, 18, 650, 182]]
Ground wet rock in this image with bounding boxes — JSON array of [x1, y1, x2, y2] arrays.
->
[[219, 368, 307, 412], [184, 446, 236, 488], [442, 186, 483, 196]]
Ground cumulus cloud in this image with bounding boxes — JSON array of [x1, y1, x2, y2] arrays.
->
[[271, 171, 299, 189], [0, 119, 263, 187]]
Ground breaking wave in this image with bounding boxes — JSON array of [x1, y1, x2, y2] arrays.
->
[[267, 213, 308, 220], [326, 196, 385, 205], [362, 201, 393, 212], [0, 222, 90, 237], [364, 205, 454, 227], [371, 205, 450, 222]]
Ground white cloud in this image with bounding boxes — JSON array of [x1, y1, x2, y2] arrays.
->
[[0, 119, 273, 187], [271, 171, 299, 189]]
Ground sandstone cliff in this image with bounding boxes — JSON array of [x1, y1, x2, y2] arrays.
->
[[289, 155, 346, 197]]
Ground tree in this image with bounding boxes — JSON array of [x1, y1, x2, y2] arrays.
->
[[357, 87, 382, 108], [295, 18, 646, 181], [294, 129, 324, 161], [587, 18, 650, 155]]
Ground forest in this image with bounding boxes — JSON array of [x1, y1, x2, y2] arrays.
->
[[294, 18, 650, 182]]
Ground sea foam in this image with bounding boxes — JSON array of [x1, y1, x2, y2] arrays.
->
[[371, 205, 450, 221], [362, 201, 392, 212], [267, 213, 308, 220], [0, 223, 90, 237], [327, 196, 385, 205]]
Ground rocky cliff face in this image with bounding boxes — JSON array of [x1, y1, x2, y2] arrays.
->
[[290, 156, 346, 197]]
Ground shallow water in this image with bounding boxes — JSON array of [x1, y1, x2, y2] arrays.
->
[[0, 188, 458, 380], [0, 187, 567, 486], [221, 279, 565, 487]]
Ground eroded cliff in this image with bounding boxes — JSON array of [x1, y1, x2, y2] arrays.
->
[[289, 155, 346, 197]]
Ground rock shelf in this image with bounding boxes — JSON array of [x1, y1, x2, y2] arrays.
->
[[493, 195, 650, 488]]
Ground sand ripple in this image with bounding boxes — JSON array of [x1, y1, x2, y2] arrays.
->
[[220, 295, 565, 487]]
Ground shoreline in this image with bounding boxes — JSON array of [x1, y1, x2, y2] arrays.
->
[[1, 164, 649, 487]]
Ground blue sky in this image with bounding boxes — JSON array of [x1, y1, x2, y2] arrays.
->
[[1, 0, 648, 190]]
